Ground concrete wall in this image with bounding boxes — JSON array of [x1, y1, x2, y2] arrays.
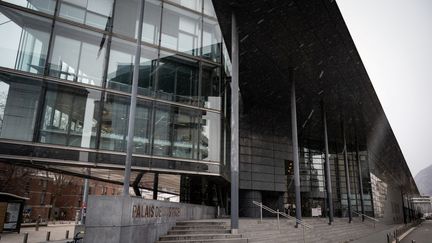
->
[[84, 196, 215, 243]]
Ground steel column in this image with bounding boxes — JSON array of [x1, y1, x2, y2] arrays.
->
[[153, 173, 159, 200], [342, 122, 352, 223], [80, 168, 90, 224], [322, 103, 334, 224], [123, 0, 145, 196], [291, 71, 302, 227], [230, 12, 239, 234], [356, 141, 365, 221]]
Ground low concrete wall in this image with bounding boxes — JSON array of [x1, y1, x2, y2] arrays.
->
[[84, 196, 216, 243]]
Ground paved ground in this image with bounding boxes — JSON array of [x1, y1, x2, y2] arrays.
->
[[401, 220, 432, 243], [0, 223, 76, 243], [352, 224, 402, 243]]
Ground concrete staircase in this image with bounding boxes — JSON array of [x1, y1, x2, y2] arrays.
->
[[156, 220, 247, 243], [157, 217, 391, 243], [241, 217, 389, 243]]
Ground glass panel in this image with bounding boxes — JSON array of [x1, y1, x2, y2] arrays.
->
[[39, 84, 101, 148], [201, 63, 220, 109], [3, 0, 56, 14], [0, 6, 51, 74], [166, 0, 202, 13], [48, 22, 107, 86], [133, 99, 151, 154], [0, 72, 41, 141], [161, 3, 201, 56], [157, 53, 199, 105], [172, 107, 199, 159], [199, 109, 220, 161], [113, 0, 161, 41], [153, 103, 171, 157], [112, 0, 139, 38], [203, 0, 216, 17], [152, 103, 201, 160], [99, 94, 129, 152], [107, 37, 158, 96], [202, 16, 221, 62], [58, 0, 114, 29], [142, 0, 162, 45]]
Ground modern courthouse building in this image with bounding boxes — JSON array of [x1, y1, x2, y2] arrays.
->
[[0, 0, 419, 235]]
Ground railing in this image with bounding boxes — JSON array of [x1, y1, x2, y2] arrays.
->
[[352, 211, 379, 228], [252, 201, 313, 230]]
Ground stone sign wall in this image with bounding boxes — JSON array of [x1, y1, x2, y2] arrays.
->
[[84, 195, 216, 243]]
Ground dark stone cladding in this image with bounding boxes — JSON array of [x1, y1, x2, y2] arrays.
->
[[239, 116, 292, 192]]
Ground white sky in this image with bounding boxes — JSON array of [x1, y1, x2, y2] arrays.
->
[[337, 0, 432, 176]]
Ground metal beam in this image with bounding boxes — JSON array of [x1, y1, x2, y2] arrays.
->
[[322, 102, 333, 225], [122, 0, 145, 196], [291, 71, 302, 227], [356, 140, 365, 221], [132, 172, 145, 197], [230, 12, 239, 234], [342, 122, 352, 223]]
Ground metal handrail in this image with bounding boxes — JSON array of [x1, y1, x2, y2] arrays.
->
[[252, 201, 313, 229], [352, 211, 379, 222], [352, 211, 379, 228]]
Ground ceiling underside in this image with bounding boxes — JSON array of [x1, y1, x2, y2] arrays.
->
[[213, 0, 418, 193]]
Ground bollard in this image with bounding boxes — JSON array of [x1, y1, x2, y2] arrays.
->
[[412, 240, 416, 243], [277, 209, 280, 230], [23, 233, 28, 243], [65, 230, 69, 239], [46, 231, 51, 241], [387, 233, 390, 243]]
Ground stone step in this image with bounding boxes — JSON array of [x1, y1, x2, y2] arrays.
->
[[172, 225, 228, 230], [176, 221, 228, 226], [156, 238, 247, 243], [160, 233, 242, 241], [167, 229, 231, 235]]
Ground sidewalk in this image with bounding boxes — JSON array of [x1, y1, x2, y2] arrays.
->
[[0, 223, 76, 243], [353, 224, 403, 243]]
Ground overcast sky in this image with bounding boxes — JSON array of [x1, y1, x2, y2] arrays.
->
[[337, 0, 432, 176]]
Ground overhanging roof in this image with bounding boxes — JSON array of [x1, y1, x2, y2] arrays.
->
[[213, 0, 418, 193]]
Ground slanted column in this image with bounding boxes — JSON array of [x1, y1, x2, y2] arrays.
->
[[123, 0, 145, 196], [230, 12, 240, 234], [290, 71, 302, 227], [322, 103, 334, 225], [342, 122, 352, 223], [356, 141, 365, 221]]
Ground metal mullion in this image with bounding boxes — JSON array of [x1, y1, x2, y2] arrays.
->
[[32, 0, 60, 143], [0, 1, 55, 20], [148, 0, 165, 158], [95, 0, 116, 150]]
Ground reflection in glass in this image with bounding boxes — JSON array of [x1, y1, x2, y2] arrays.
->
[[0, 6, 51, 74], [107, 38, 158, 96], [48, 22, 107, 86], [0, 72, 41, 141], [203, 0, 217, 17], [3, 0, 56, 14], [39, 84, 101, 148], [161, 3, 201, 56], [113, 0, 161, 43], [202, 17, 221, 62], [166, 0, 202, 13], [153, 103, 220, 161], [199, 109, 220, 161], [99, 94, 129, 152], [58, 0, 114, 29], [201, 63, 220, 109], [157, 54, 199, 105]]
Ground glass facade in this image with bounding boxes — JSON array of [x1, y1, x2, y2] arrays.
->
[[0, 0, 227, 175]]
